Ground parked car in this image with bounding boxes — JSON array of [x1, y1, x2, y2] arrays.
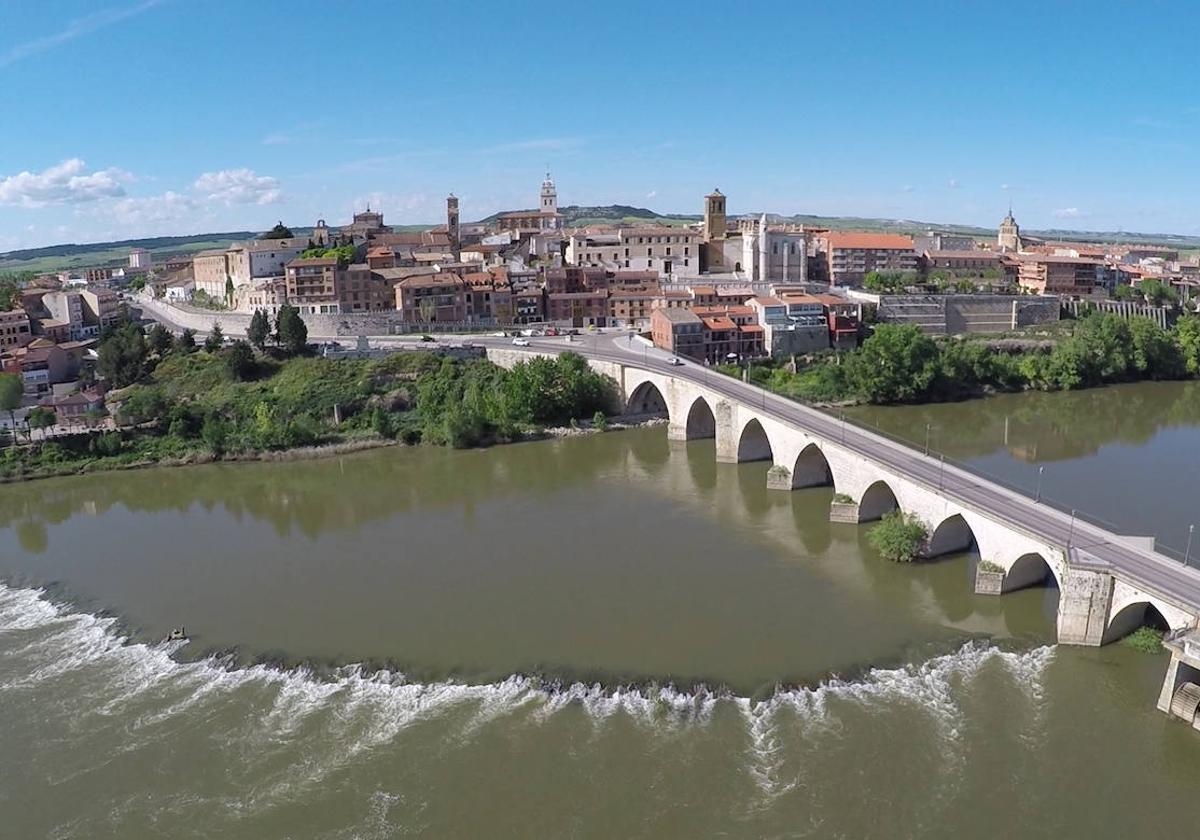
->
[[512, 337, 531, 346], [666, 356, 683, 366], [420, 335, 436, 342]]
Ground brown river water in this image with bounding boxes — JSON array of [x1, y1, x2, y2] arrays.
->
[[1, 380, 1199, 837]]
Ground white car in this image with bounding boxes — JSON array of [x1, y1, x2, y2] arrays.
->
[[666, 356, 683, 366], [512, 337, 531, 346]]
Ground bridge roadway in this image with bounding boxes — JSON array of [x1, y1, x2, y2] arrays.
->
[[485, 333, 1200, 616]]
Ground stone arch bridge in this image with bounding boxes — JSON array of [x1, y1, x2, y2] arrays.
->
[[489, 345, 1200, 648]]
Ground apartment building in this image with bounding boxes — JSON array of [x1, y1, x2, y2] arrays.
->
[[567, 226, 699, 277], [1017, 255, 1106, 296], [394, 274, 468, 323], [824, 232, 919, 286], [284, 257, 340, 314], [0, 309, 32, 351]]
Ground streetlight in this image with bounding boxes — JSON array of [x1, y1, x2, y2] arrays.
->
[[924, 423, 931, 455], [1186, 524, 1195, 567], [1035, 465, 1044, 503], [840, 410, 846, 444], [938, 453, 945, 490], [1067, 509, 1077, 549]]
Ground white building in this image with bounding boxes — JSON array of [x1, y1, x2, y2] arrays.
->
[[129, 247, 153, 270], [566, 226, 700, 279]]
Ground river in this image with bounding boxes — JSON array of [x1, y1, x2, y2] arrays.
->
[[1, 381, 1199, 837]]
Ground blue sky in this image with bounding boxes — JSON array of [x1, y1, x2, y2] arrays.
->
[[1, 0, 1198, 250]]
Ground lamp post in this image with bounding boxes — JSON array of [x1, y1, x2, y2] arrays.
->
[[1067, 509, 1077, 549], [1035, 465, 1044, 503], [938, 453, 945, 490], [840, 410, 846, 443], [924, 423, 931, 455], [1186, 524, 1195, 567]]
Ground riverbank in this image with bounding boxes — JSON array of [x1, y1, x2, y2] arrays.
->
[[729, 311, 1200, 407]]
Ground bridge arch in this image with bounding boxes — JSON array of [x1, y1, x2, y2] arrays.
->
[[927, 513, 977, 558], [683, 396, 716, 440], [1103, 601, 1171, 645], [790, 442, 834, 490], [736, 418, 774, 463], [858, 480, 900, 522], [1005, 551, 1061, 591], [626, 380, 668, 417]]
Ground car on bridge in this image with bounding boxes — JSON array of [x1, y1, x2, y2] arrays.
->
[[666, 357, 684, 366], [512, 337, 531, 346]]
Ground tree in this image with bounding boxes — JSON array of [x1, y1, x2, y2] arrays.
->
[[1140, 279, 1177, 308], [147, 322, 174, 356], [26, 406, 56, 439], [868, 511, 928, 562], [178, 328, 196, 352], [225, 276, 236, 306], [1112, 284, 1137, 301], [225, 340, 254, 380], [845, 324, 940, 403], [1176, 316, 1200, 375], [260, 222, 294, 240], [0, 373, 22, 437], [1128, 316, 1183, 379], [201, 414, 227, 454], [418, 297, 436, 324], [97, 324, 148, 387], [275, 304, 308, 355], [204, 322, 224, 353], [247, 309, 270, 351]]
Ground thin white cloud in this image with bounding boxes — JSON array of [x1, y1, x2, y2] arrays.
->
[[901, 185, 915, 193], [194, 169, 282, 205], [1001, 183, 1011, 191], [0, 159, 130, 207], [947, 178, 961, 189], [481, 137, 582, 154], [261, 133, 292, 146], [1052, 207, 1086, 219], [109, 190, 198, 226], [0, 0, 166, 68], [646, 190, 657, 199]]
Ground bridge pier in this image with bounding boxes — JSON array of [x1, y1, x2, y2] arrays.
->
[[1056, 569, 1114, 646], [714, 401, 739, 463]]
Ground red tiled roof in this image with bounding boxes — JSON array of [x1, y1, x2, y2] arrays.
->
[[826, 232, 915, 250]]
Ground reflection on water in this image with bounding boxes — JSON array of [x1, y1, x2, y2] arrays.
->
[[0, 427, 1059, 692]]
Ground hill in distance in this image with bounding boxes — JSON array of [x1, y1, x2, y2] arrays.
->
[[5, 206, 1199, 274]]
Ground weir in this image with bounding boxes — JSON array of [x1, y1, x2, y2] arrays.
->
[[489, 343, 1200, 724]]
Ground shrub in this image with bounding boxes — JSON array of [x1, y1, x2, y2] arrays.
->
[[868, 511, 928, 562], [832, 492, 854, 504], [1121, 626, 1164, 654], [592, 410, 607, 431]]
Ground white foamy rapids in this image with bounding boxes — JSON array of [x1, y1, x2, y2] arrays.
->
[[0, 584, 1055, 801], [736, 641, 1056, 798]]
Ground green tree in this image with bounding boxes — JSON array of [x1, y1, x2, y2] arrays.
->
[[147, 322, 174, 356], [260, 222, 294, 240], [1175, 316, 1200, 375], [1128, 316, 1184, 379], [26, 406, 56, 439], [845, 325, 939, 403], [0, 373, 23, 436], [204, 322, 224, 353], [275, 304, 308, 355], [178, 328, 196, 352], [97, 324, 148, 387], [201, 414, 227, 453], [1112, 284, 1137, 301], [247, 309, 270, 351], [225, 276, 236, 306], [868, 511, 928, 562], [225, 340, 255, 380], [1139, 279, 1177, 307]]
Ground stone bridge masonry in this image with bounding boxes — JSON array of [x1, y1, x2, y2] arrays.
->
[[488, 345, 1200, 652]]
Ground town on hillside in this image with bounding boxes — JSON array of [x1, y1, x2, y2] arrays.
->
[[2, 175, 1197, 428]]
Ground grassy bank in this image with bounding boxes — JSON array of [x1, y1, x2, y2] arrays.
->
[[0, 342, 617, 481]]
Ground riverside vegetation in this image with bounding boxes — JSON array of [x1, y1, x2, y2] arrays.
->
[[0, 310, 615, 480], [725, 311, 1200, 406]]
